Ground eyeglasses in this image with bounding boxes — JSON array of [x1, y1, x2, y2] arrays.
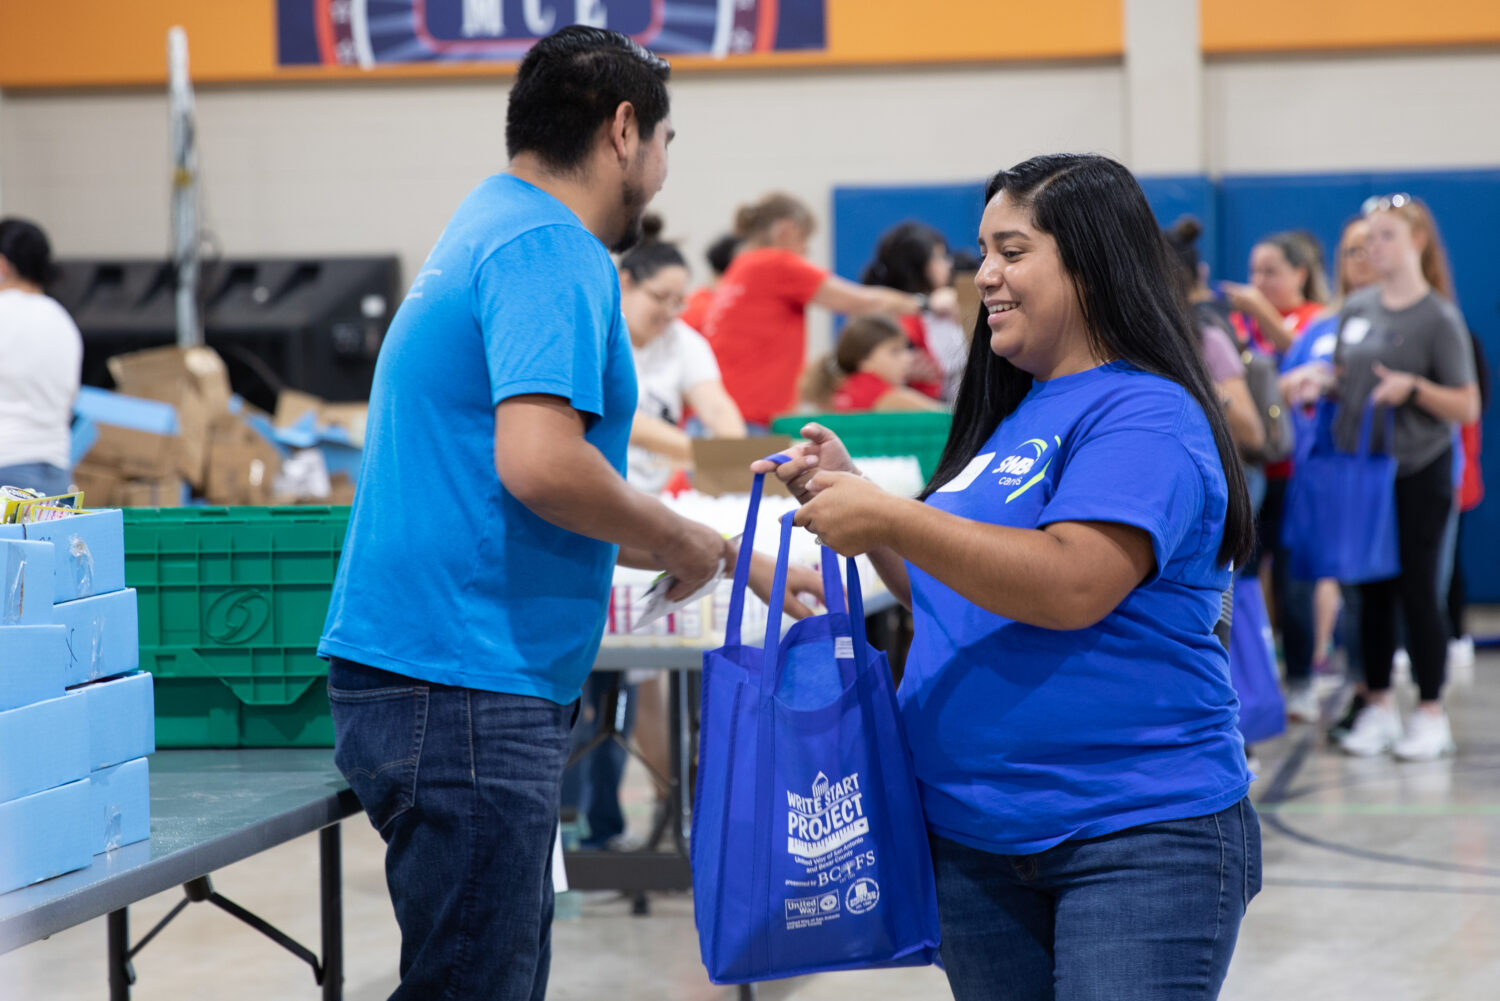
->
[[641, 287, 686, 312], [1361, 192, 1412, 216]]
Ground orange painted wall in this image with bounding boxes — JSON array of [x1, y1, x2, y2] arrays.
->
[[0, 0, 1122, 89], [1202, 0, 1500, 54]]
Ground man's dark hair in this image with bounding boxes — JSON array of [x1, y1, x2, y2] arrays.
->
[[506, 26, 671, 173]]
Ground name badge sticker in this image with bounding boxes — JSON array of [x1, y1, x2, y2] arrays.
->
[[1340, 317, 1372, 345]]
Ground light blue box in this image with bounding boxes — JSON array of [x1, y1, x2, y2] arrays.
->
[[22, 509, 126, 604], [0, 692, 89, 803], [1, 539, 55, 626], [0, 624, 67, 712], [90, 757, 150, 854], [84, 671, 155, 771], [0, 778, 94, 894], [55, 588, 139, 688]]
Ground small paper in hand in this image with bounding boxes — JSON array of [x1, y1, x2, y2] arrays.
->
[[633, 558, 726, 632]]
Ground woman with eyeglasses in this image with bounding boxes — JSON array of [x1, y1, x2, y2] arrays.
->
[[1297, 195, 1478, 760], [757, 154, 1259, 1000], [618, 216, 746, 495], [701, 192, 934, 430]]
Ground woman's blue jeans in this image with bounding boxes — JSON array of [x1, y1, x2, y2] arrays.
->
[[932, 798, 1261, 1001]]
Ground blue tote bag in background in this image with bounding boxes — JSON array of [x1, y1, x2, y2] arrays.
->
[[1284, 401, 1400, 584], [691, 457, 941, 985]]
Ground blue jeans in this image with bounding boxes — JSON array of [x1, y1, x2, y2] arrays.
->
[[932, 798, 1261, 1001], [328, 658, 577, 1001], [0, 462, 70, 497]]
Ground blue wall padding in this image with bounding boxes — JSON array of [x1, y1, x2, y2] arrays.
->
[[833, 167, 1500, 600]]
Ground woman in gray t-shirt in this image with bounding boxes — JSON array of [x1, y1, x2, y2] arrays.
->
[[1328, 196, 1478, 762]]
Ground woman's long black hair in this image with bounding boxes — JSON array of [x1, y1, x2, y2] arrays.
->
[[920, 154, 1255, 568]]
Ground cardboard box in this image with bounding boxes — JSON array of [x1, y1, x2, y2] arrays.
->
[[0, 691, 89, 803], [87, 425, 180, 481], [90, 756, 151, 854], [691, 436, 794, 498], [22, 508, 127, 603], [205, 416, 283, 506], [70, 462, 124, 509], [115, 477, 187, 508], [55, 588, 140, 688], [275, 390, 368, 449], [74, 387, 182, 481], [109, 346, 232, 489], [0, 779, 94, 894], [83, 672, 155, 771], [0, 624, 67, 712], [1, 539, 55, 626]]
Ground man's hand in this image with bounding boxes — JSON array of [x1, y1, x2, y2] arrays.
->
[[749, 424, 861, 504], [659, 520, 731, 601], [793, 472, 903, 557]]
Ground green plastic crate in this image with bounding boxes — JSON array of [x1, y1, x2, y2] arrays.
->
[[770, 411, 953, 482], [123, 506, 351, 748]]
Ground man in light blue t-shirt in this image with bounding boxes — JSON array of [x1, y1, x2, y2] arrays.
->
[[319, 27, 816, 1001]]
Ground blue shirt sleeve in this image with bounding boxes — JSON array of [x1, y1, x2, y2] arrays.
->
[[474, 224, 618, 420], [1039, 429, 1209, 582]]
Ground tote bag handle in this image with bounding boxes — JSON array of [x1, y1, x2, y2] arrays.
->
[[757, 511, 871, 699], [725, 454, 791, 648]]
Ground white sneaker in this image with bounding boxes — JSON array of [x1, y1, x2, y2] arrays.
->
[[1339, 703, 1404, 757], [1285, 684, 1321, 724], [1393, 710, 1456, 761], [1448, 636, 1476, 671]]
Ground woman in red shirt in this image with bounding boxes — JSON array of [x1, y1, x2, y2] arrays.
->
[[701, 192, 932, 428], [1220, 231, 1327, 357], [799, 315, 946, 413]]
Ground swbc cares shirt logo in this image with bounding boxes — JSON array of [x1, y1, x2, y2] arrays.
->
[[994, 436, 1062, 502], [787, 770, 869, 863], [935, 435, 1062, 499]]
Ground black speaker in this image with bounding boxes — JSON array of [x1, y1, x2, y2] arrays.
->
[[53, 256, 401, 412]]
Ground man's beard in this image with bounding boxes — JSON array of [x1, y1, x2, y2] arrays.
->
[[610, 178, 647, 254]]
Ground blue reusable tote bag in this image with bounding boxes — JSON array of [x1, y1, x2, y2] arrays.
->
[[1284, 401, 1400, 585], [1228, 580, 1286, 745], [691, 457, 941, 985]]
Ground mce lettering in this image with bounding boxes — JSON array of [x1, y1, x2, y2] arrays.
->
[[459, 0, 614, 39]]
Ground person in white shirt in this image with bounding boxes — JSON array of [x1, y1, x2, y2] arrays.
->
[[621, 216, 747, 494], [0, 218, 82, 497], [562, 217, 750, 850]]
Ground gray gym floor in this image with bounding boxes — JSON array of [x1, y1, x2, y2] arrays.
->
[[4, 650, 1497, 1000]]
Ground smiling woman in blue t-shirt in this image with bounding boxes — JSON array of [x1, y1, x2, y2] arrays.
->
[[755, 154, 1261, 1001]]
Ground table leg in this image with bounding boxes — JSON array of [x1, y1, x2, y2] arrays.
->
[[320, 824, 344, 1001], [107, 908, 130, 1001]]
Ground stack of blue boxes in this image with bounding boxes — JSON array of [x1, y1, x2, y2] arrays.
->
[[0, 509, 155, 895]]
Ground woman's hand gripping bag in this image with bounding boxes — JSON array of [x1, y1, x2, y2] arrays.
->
[[691, 456, 941, 984]]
